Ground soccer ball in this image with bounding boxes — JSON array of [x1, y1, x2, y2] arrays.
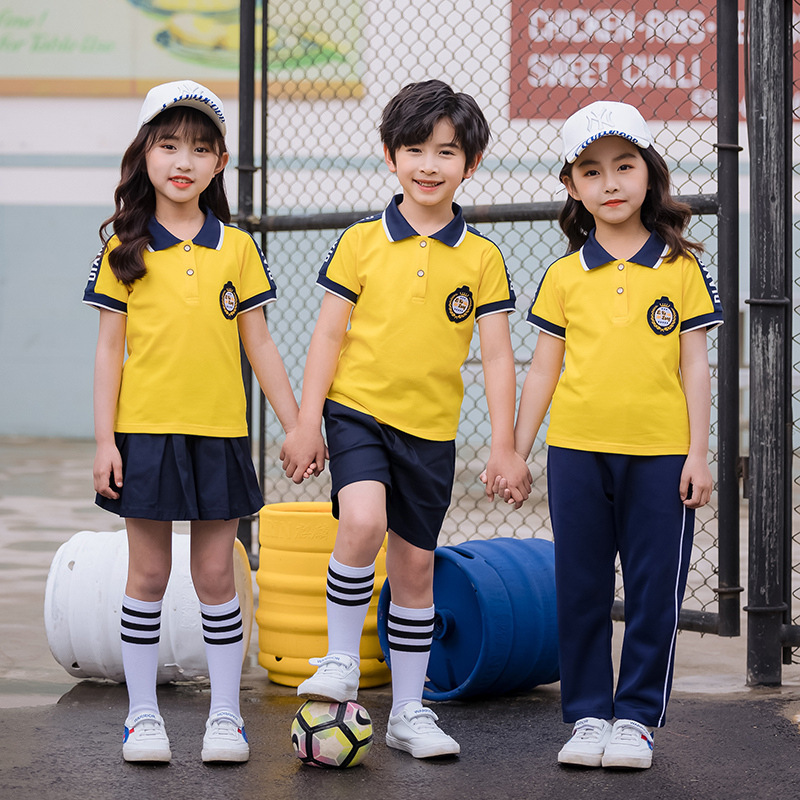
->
[[291, 700, 373, 768]]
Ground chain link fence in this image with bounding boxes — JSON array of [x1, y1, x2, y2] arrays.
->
[[246, 0, 728, 618]]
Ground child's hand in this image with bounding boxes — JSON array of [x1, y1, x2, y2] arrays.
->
[[480, 469, 512, 503], [280, 427, 327, 484], [301, 449, 329, 480], [94, 442, 123, 499], [483, 450, 532, 509], [680, 452, 712, 508]]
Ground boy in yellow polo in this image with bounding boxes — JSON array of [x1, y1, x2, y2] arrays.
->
[[281, 80, 531, 758]]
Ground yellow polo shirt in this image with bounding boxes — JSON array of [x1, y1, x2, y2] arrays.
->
[[318, 196, 516, 441], [527, 230, 723, 455], [83, 212, 276, 436]]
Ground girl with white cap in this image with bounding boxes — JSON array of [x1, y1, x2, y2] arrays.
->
[[512, 101, 723, 770], [83, 80, 322, 764]]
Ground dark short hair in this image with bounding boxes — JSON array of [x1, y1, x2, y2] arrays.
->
[[380, 80, 490, 169]]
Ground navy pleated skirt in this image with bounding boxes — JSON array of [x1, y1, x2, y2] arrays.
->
[[96, 433, 264, 521]]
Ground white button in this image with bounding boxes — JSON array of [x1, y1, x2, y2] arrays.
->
[[617, 287, 624, 294], [184, 244, 191, 251], [417, 270, 425, 277], [420, 240, 427, 248], [618, 263, 625, 270], [187, 269, 194, 276]]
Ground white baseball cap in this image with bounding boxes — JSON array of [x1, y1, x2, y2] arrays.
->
[[561, 100, 652, 163], [136, 80, 226, 136]]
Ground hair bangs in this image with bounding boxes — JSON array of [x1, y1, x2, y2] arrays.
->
[[557, 144, 702, 258], [380, 80, 489, 169], [145, 106, 227, 157]]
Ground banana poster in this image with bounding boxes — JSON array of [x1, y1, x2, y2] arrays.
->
[[0, 0, 363, 98]]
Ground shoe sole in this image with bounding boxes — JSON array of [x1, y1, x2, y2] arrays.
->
[[123, 749, 171, 763], [202, 748, 250, 763], [601, 755, 652, 769], [558, 751, 603, 767], [296, 683, 357, 702], [385, 734, 460, 759]]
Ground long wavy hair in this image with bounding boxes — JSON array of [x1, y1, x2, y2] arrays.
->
[[99, 106, 230, 285], [557, 143, 703, 260]]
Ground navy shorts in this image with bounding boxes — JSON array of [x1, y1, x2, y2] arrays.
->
[[323, 400, 456, 551], [95, 433, 264, 521]]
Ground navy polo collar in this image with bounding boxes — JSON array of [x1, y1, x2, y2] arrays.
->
[[382, 195, 467, 247], [147, 210, 223, 252], [580, 229, 669, 270]]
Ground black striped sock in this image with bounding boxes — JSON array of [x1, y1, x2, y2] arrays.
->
[[120, 594, 162, 718], [386, 603, 434, 653], [387, 603, 435, 715], [324, 556, 375, 659], [121, 597, 161, 645], [202, 601, 244, 646], [326, 561, 375, 609], [201, 595, 244, 717]]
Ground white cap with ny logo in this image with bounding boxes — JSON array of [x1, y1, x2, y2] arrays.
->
[[561, 100, 653, 164]]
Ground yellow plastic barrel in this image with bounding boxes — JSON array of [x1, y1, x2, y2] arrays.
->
[[256, 502, 390, 688]]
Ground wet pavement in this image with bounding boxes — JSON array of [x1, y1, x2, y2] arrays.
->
[[2, 436, 800, 799]]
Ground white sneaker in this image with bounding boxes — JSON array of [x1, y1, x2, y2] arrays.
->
[[385, 702, 460, 759], [201, 710, 250, 763], [122, 711, 171, 763], [557, 717, 612, 767], [297, 654, 359, 702], [601, 719, 654, 769]]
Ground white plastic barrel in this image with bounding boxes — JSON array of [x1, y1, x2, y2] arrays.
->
[[43, 530, 253, 684]]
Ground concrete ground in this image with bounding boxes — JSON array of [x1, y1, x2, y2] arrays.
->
[[1, 436, 800, 799]]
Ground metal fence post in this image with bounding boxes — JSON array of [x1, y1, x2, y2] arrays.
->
[[745, 0, 793, 685], [237, 0, 258, 567], [715, 0, 743, 637], [257, 2, 271, 517]]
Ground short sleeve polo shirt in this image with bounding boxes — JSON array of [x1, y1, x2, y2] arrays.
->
[[318, 196, 516, 441], [83, 212, 276, 436], [527, 230, 723, 455]]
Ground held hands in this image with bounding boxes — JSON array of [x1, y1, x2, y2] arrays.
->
[[280, 425, 327, 484], [480, 449, 532, 510], [479, 471, 522, 508], [680, 452, 713, 509], [93, 441, 123, 500]]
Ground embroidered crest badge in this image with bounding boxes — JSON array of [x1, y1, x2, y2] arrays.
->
[[220, 281, 239, 319], [446, 285, 474, 323], [647, 296, 679, 335]]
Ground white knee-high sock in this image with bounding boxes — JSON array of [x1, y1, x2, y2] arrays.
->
[[325, 556, 375, 661], [120, 594, 162, 718], [201, 594, 244, 717], [387, 602, 435, 716]]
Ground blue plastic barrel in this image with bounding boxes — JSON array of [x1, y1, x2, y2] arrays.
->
[[377, 537, 559, 701]]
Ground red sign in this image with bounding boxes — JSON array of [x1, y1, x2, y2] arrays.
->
[[510, 1, 730, 121]]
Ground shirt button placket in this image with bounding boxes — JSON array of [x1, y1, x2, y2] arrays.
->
[[183, 243, 199, 301], [613, 262, 628, 317], [413, 238, 429, 300]]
